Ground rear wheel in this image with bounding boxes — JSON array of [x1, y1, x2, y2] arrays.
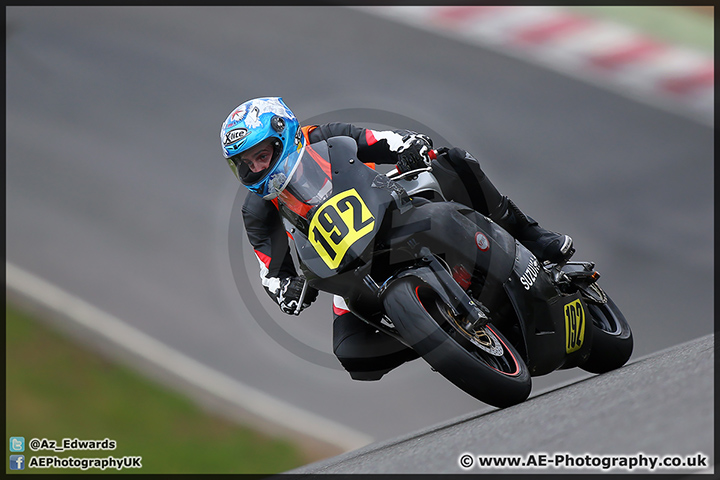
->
[[383, 277, 531, 408], [580, 284, 633, 374]]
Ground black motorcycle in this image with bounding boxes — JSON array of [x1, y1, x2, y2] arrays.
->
[[275, 137, 633, 408]]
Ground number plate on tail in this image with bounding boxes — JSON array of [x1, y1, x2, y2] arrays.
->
[[564, 299, 586, 354]]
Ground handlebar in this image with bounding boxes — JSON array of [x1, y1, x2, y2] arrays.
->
[[385, 149, 437, 180]]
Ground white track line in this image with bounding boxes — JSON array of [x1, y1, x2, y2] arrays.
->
[[5, 261, 373, 452]]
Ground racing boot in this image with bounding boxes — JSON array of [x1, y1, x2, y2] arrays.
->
[[492, 196, 574, 264]]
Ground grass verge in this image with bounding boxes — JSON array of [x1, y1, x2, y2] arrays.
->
[[5, 303, 307, 474], [565, 6, 714, 54]]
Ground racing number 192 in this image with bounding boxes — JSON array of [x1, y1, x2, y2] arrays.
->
[[310, 189, 375, 269], [564, 299, 585, 354]]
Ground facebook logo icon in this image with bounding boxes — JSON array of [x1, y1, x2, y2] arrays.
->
[[10, 455, 25, 470]]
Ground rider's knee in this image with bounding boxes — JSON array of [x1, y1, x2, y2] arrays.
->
[[334, 355, 395, 381], [333, 314, 419, 381]]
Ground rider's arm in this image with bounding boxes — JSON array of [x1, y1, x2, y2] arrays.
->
[[306, 122, 432, 165], [242, 194, 296, 288], [242, 194, 318, 314]]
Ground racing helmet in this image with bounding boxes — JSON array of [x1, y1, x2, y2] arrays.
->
[[220, 97, 305, 199]]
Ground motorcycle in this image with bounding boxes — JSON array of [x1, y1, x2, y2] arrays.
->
[[274, 136, 633, 408]]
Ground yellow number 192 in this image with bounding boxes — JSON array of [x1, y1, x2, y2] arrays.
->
[[309, 189, 375, 269]]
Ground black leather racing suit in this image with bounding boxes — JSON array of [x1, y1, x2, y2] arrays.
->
[[242, 122, 501, 381]]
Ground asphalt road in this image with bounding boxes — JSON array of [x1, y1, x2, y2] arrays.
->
[[291, 334, 714, 474], [6, 6, 714, 449]]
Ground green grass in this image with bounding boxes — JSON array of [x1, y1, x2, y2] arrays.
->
[[566, 6, 714, 54], [6, 304, 307, 474]]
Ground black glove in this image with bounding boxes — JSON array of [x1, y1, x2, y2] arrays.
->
[[276, 276, 318, 315], [396, 134, 433, 174]]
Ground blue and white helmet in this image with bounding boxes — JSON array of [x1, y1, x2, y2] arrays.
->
[[220, 97, 304, 199]]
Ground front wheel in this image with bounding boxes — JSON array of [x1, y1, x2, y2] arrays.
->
[[580, 284, 633, 374], [382, 277, 531, 408]]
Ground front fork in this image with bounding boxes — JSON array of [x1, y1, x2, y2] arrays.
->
[[372, 246, 489, 330]]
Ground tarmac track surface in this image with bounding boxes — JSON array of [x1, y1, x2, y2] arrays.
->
[[5, 6, 714, 449], [290, 334, 714, 474]]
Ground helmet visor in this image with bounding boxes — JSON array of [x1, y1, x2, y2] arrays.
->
[[228, 138, 281, 185], [234, 139, 306, 199]]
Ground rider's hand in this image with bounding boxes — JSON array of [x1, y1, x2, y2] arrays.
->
[[396, 133, 433, 174], [276, 276, 318, 315]]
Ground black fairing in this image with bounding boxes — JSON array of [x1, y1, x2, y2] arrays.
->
[[281, 136, 596, 378], [289, 137, 519, 319], [292, 137, 395, 283], [503, 244, 593, 375]]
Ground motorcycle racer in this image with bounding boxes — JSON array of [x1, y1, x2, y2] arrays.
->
[[221, 97, 574, 380]]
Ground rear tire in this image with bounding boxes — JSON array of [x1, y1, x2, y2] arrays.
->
[[580, 285, 633, 374], [383, 277, 531, 408]]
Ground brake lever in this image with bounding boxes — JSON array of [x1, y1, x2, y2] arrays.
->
[[386, 149, 437, 181], [293, 277, 309, 315]]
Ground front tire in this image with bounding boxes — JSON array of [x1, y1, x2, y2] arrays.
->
[[580, 285, 633, 374], [383, 277, 531, 408]]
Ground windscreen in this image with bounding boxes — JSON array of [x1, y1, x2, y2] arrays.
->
[[277, 142, 333, 218]]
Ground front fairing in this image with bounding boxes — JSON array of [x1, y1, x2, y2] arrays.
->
[[278, 138, 398, 280]]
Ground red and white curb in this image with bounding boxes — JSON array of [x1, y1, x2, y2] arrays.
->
[[355, 6, 713, 126]]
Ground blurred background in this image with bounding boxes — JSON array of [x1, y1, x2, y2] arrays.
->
[[6, 6, 713, 474]]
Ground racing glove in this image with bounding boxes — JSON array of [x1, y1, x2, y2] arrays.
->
[[396, 133, 433, 174], [274, 276, 319, 315]]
